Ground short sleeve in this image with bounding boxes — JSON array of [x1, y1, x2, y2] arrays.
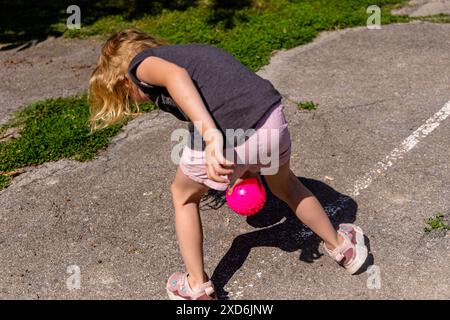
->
[[128, 49, 157, 89]]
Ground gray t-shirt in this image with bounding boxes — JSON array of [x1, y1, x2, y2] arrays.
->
[[128, 43, 282, 150]]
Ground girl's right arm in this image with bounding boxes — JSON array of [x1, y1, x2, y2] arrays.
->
[[135, 56, 235, 183]]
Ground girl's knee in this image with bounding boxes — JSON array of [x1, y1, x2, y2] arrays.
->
[[267, 172, 305, 204], [170, 179, 181, 195], [171, 179, 205, 205]]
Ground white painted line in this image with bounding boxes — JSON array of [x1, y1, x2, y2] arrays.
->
[[351, 100, 450, 197]]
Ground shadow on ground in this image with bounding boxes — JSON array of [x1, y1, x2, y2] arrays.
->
[[0, 0, 193, 47], [202, 176, 373, 300], [0, 0, 253, 49]]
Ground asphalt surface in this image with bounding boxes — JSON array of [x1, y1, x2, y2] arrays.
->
[[0, 37, 100, 126], [392, 0, 450, 16], [0, 21, 449, 299]]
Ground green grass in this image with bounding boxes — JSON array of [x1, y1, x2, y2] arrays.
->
[[0, 0, 410, 191], [0, 95, 120, 167], [412, 14, 450, 24], [297, 101, 319, 111], [63, 0, 409, 71], [425, 213, 450, 233], [0, 175, 12, 190], [0, 95, 157, 191]]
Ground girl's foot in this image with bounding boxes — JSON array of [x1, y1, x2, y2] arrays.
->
[[323, 224, 368, 274], [166, 272, 217, 300]]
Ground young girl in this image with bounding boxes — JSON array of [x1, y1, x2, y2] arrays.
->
[[89, 29, 368, 300]]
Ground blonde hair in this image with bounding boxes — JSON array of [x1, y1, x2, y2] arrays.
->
[[88, 29, 167, 131]]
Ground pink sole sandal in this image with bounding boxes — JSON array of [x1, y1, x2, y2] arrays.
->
[[166, 272, 217, 300], [323, 223, 369, 275]]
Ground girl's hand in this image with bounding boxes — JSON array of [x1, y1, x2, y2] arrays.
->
[[204, 129, 235, 184], [227, 171, 263, 196]]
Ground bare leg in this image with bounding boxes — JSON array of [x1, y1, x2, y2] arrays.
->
[[263, 162, 343, 249], [171, 167, 209, 288]]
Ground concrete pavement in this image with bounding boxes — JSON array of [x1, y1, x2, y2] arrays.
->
[[1, 22, 449, 299], [392, 0, 450, 17]]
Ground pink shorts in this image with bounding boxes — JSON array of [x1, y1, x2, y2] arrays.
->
[[179, 103, 291, 191]]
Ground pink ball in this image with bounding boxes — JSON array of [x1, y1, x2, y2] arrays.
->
[[226, 177, 266, 216]]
